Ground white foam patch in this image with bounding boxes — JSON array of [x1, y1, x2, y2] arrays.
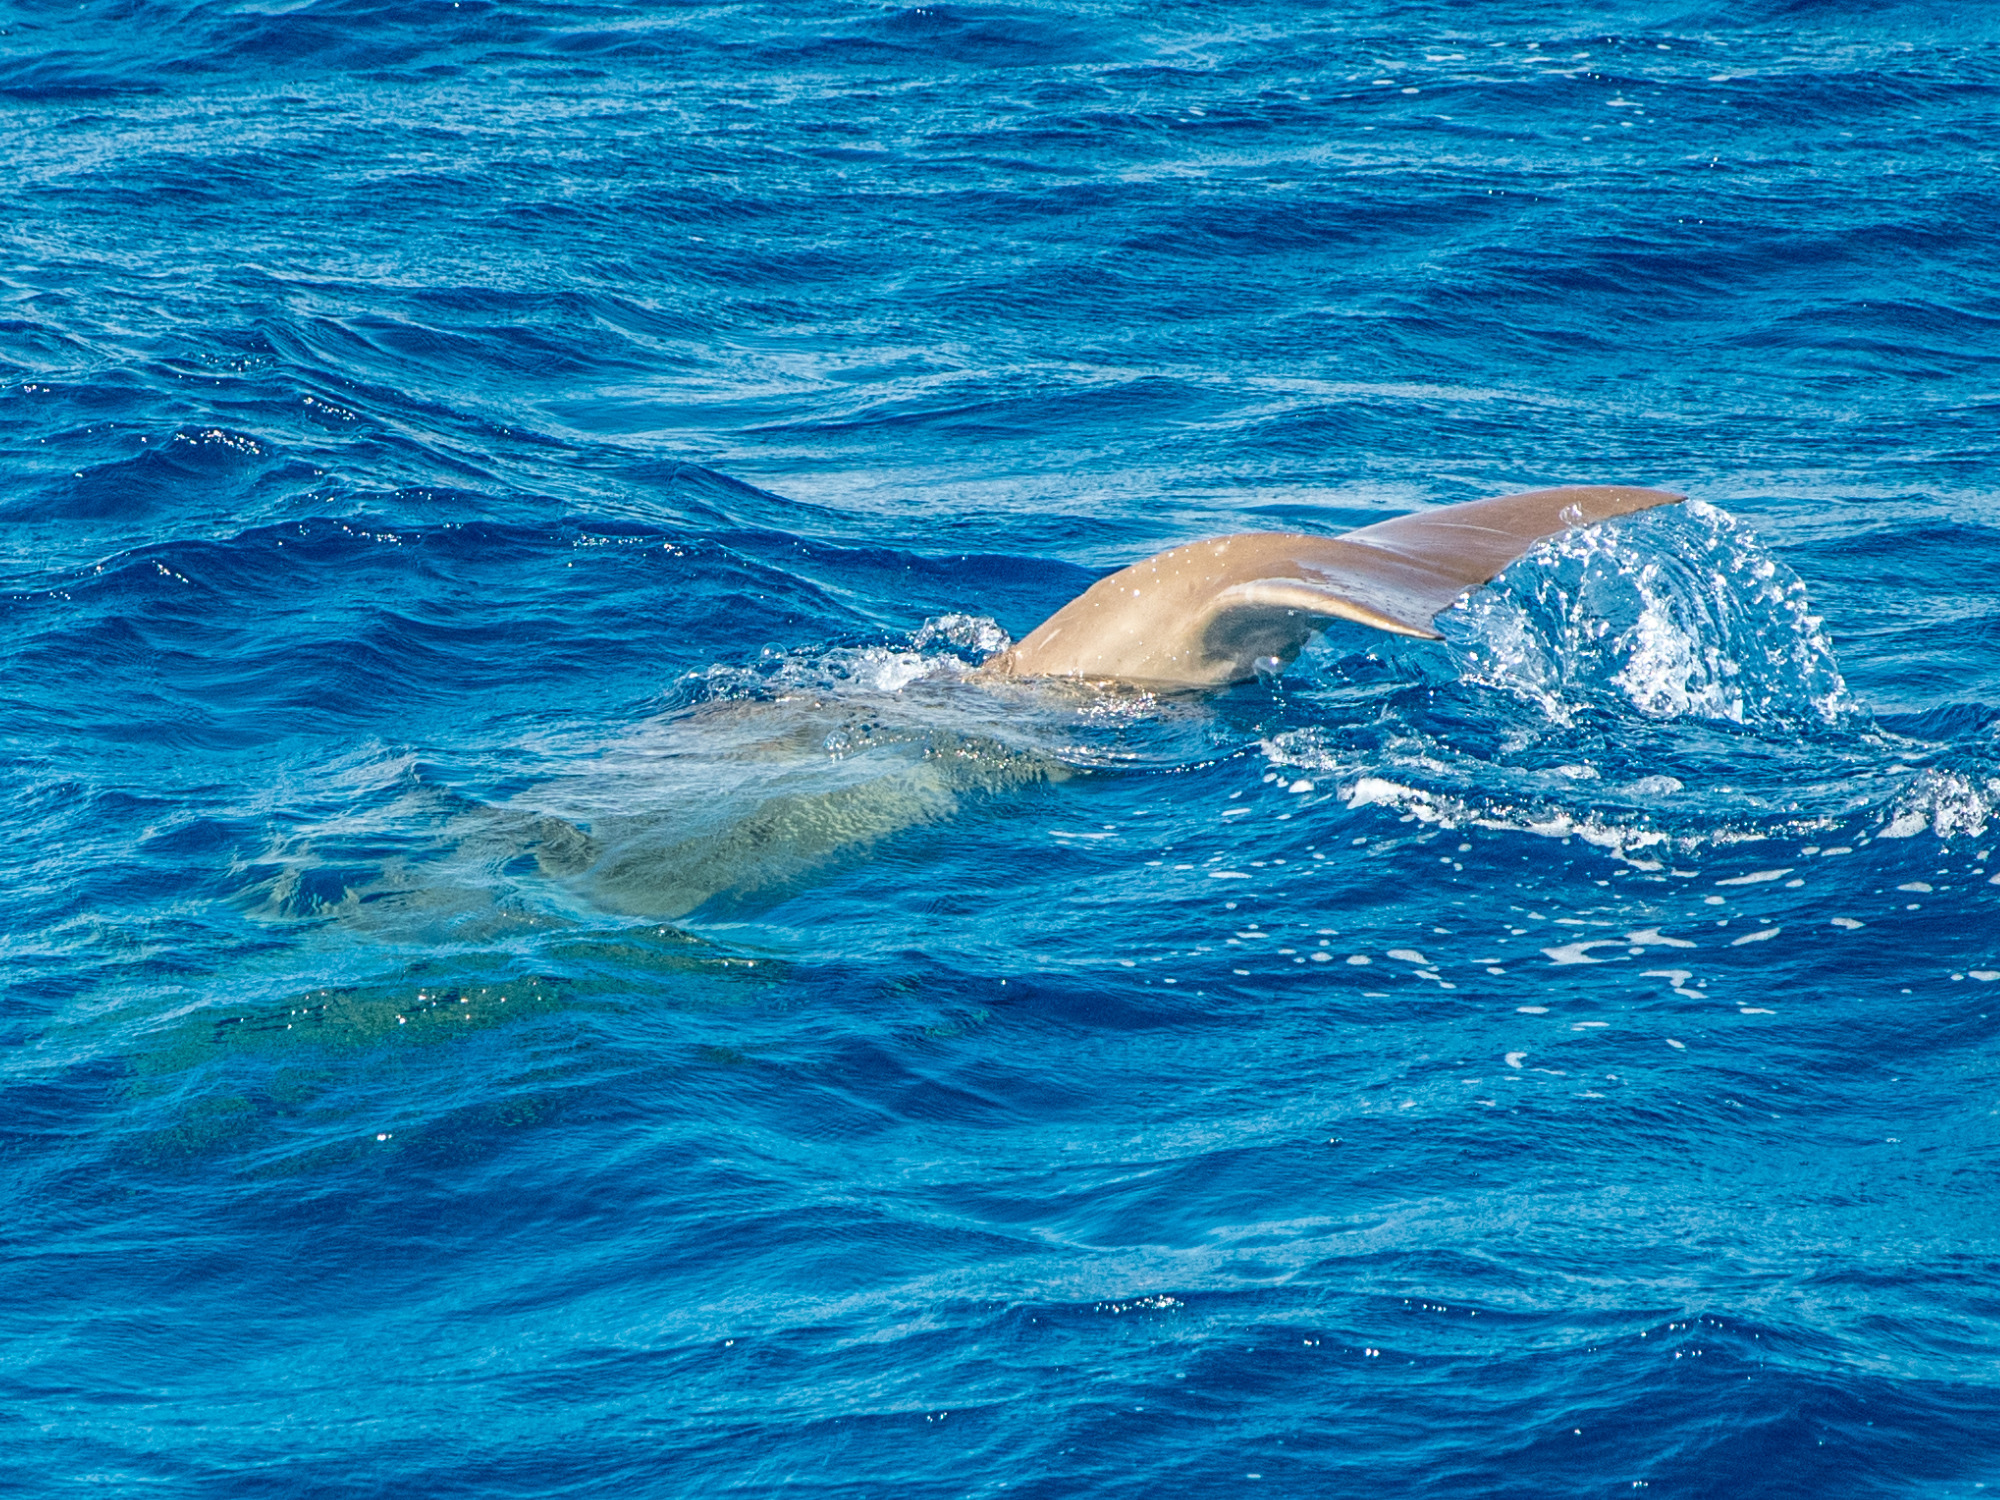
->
[[1831, 917, 1864, 930], [1544, 939, 1625, 965], [1730, 927, 1780, 946], [1387, 948, 1428, 964], [1879, 771, 1996, 842], [1970, 971, 1999, 983], [1642, 967, 1703, 999], [1339, 775, 1671, 865], [1716, 868, 1790, 886], [1626, 775, 1684, 797], [1627, 927, 1695, 949]]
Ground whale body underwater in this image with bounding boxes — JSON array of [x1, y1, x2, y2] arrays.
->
[[989, 484, 1684, 689]]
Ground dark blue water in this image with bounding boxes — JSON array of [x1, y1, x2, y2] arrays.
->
[[5, 3, 2000, 1495]]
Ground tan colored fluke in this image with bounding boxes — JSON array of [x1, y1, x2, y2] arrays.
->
[[984, 485, 1683, 689]]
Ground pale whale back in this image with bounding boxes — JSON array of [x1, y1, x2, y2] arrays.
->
[[985, 485, 1683, 689]]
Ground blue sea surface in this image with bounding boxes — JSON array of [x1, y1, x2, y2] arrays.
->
[[4, 2, 1999, 1495]]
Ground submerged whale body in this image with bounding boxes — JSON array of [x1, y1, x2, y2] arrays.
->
[[986, 485, 1684, 689], [518, 487, 1683, 917]]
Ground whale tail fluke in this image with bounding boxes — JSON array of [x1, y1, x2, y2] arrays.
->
[[1273, 483, 1686, 640], [1335, 484, 1684, 608], [991, 484, 1684, 688]]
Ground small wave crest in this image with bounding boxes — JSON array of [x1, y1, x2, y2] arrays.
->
[[1259, 728, 1796, 864], [1442, 499, 1853, 729], [1264, 733, 2000, 858], [1344, 772, 1675, 865]]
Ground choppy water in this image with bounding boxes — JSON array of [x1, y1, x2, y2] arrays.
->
[[5, 3, 2000, 1495]]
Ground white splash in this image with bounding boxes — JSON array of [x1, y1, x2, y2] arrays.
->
[[911, 613, 1012, 656], [1878, 770, 1993, 842], [1444, 499, 1852, 727], [685, 614, 1014, 705]]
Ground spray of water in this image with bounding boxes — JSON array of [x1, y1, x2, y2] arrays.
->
[[1442, 500, 1853, 728]]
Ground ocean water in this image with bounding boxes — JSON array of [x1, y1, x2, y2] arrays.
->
[[4, 1, 1999, 1494]]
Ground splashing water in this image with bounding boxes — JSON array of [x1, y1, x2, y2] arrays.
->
[[1879, 768, 1999, 842], [1444, 500, 1854, 728], [671, 616, 1014, 707]]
